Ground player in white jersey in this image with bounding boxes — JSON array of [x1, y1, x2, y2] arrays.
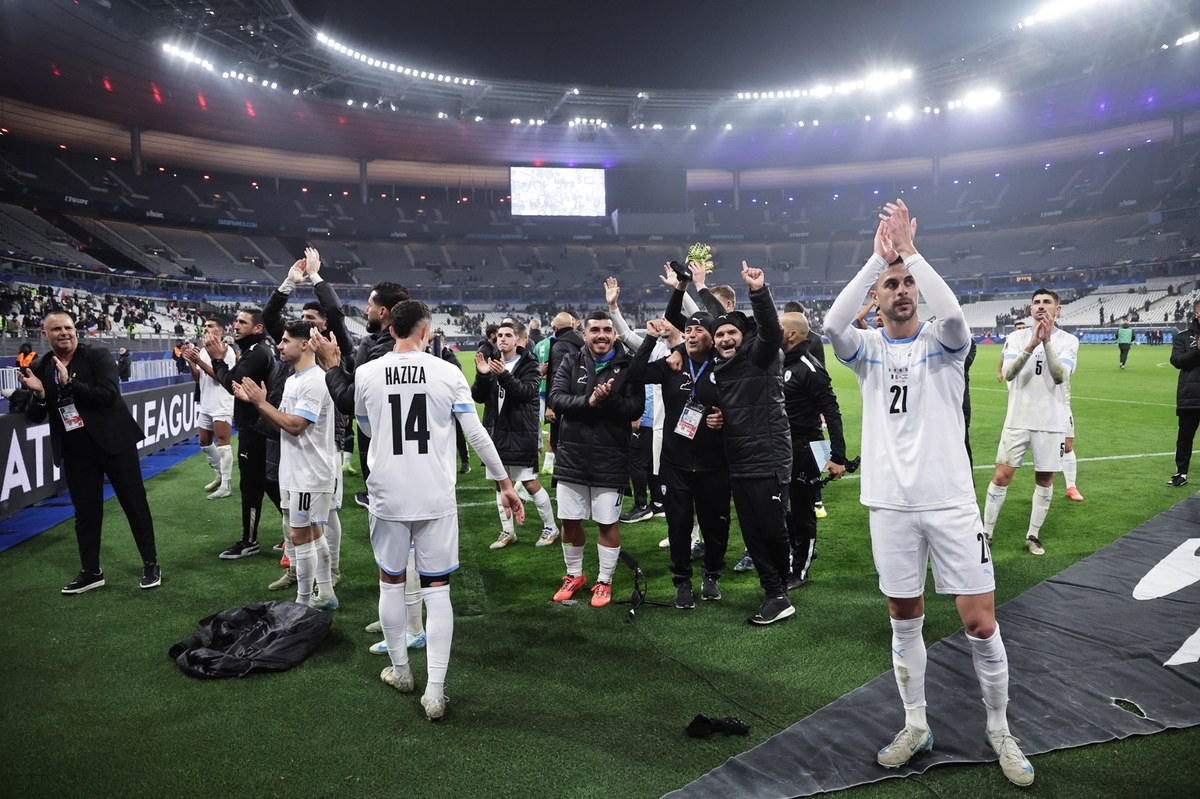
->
[[982, 289, 1079, 557], [355, 299, 524, 720], [236, 320, 339, 610], [826, 200, 1034, 788], [184, 317, 236, 499]]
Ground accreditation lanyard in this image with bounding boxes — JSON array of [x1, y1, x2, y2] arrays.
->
[[54, 369, 84, 430], [675, 357, 710, 440]]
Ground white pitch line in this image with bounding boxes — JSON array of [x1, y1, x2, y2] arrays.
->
[[972, 387, 1175, 407]]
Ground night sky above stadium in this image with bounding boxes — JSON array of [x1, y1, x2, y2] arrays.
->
[[291, 0, 1017, 90]]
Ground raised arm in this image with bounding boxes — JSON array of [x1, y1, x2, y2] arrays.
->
[[605, 277, 644, 352], [883, 200, 968, 352], [825, 225, 890, 363]]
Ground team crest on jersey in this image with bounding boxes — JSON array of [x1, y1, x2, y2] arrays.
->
[[784, 370, 793, 382]]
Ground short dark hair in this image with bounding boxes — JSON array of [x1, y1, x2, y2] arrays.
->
[[301, 301, 325, 319], [583, 310, 613, 328], [783, 301, 805, 314], [1032, 288, 1060, 304], [238, 307, 264, 327], [43, 309, 76, 324], [283, 320, 316, 341], [390, 300, 432, 339], [372, 282, 409, 313], [499, 319, 526, 336]]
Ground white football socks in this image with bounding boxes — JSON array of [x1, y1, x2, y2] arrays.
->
[[202, 443, 219, 478], [983, 483, 1008, 536], [217, 444, 233, 487], [313, 535, 334, 599], [597, 544, 621, 585], [324, 511, 342, 575], [531, 487, 555, 529], [1028, 484, 1053, 538], [968, 624, 1011, 733], [423, 584, 453, 689], [562, 543, 584, 577], [405, 547, 424, 636], [496, 492, 514, 535], [293, 540, 315, 604], [890, 615, 928, 729], [1062, 450, 1078, 489], [378, 580, 409, 669]]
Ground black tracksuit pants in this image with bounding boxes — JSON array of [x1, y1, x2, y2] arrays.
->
[[62, 433, 156, 572], [1177, 409, 1200, 474], [730, 477, 791, 597], [661, 464, 731, 585], [237, 428, 280, 545], [786, 445, 820, 583]]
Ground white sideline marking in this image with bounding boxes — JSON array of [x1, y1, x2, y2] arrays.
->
[[973, 387, 1175, 408]]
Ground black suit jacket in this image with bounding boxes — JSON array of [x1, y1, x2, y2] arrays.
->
[[25, 342, 144, 466]]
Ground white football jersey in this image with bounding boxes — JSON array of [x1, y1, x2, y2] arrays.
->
[[278, 364, 336, 494], [1001, 327, 1078, 432], [199, 347, 236, 417], [355, 350, 476, 521], [840, 322, 975, 511]]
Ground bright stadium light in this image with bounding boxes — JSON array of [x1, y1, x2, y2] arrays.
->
[[1018, 0, 1120, 29], [1176, 31, 1199, 46]]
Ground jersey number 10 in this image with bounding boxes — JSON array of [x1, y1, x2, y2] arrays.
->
[[388, 393, 431, 455]]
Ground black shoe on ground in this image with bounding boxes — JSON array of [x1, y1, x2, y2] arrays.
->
[[787, 572, 808, 591], [62, 570, 105, 595], [354, 491, 370, 508], [674, 582, 696, 609], [219, 540, 260, 560], [271, 541, 285, 552], [689, 540, 706, 561], [701, 574, 722, 601], [140, 562, 162, 589], [748, 595, 795, 625], [459, 462, 471, 474], [619, 505, 653, 524], [1168, 473, 1188, 487], [651, 503, 666, 518]]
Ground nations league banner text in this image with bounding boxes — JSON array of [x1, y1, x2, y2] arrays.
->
[[0, 382, 198, 519]]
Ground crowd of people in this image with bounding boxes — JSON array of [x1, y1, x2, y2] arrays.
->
[[21, 199, 1200, 788]]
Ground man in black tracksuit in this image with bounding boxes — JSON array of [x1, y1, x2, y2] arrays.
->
[[710, 263, 795, 625], [204, 307, 279, 559], [548, 310, 644, 608], [629, 311, 731, 609], [780, 312, 846, 589], [319, 281, 409, 507], [472, 319, 559, 548], [1169, 299, 1200, 486]]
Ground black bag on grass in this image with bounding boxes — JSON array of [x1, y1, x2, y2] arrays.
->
[[169, 600, 331, 678]]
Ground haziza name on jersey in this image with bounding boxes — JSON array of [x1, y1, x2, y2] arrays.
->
[[385, 365, 427, 385]]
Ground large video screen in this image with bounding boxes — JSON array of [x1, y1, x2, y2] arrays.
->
[[510, 166, 606, 217]]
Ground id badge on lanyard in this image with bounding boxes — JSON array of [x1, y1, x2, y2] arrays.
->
[[55, 370, 84, 430], [674, 399, 705, 439]]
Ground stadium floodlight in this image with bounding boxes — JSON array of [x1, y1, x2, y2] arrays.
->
[[963, 88, 1002, 109], [894, 106, 914, 120], [572, 88, 580, 95], [651, 123, 663, 130], [292, 88, 300, 95], [689, 124, 697, 130], [724, 123, 733, 130], [1018, 0, 1119, 29], [1177, 31, 1199, 46]]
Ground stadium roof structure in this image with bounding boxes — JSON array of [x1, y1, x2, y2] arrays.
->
[[1, 0, 1198, 187]]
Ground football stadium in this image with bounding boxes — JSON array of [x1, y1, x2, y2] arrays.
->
[[2, 1, 1199, 796]]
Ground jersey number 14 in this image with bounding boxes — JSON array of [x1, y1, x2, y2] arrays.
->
[[388, 393, 431, 454]]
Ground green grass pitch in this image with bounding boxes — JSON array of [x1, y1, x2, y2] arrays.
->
[[1, 342, 1196, 798]]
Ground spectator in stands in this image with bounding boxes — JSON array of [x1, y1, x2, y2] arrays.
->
[[117, 347, 131, 382], [173, 340, 189, 373], [18, 310, 160, 594], [1168, 298, 1200, 488]]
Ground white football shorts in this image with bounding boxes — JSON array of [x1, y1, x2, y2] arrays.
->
[[556, 481, 623, 525], [369, 514, 459, 578], [995, 427, 1063, 472], [282, 489, 332, 528], [869, 505, 996, 598]]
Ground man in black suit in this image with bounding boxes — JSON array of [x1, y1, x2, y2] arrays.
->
[[18, 310, 160, 594]]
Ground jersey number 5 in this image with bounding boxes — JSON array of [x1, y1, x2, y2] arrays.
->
[[388, 393, 431, 455], [889, 384, 909, 414]]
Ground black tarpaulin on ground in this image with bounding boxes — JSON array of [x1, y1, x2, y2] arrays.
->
[[169, 600, 332, 678], [667, 495, 1200, 798]]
